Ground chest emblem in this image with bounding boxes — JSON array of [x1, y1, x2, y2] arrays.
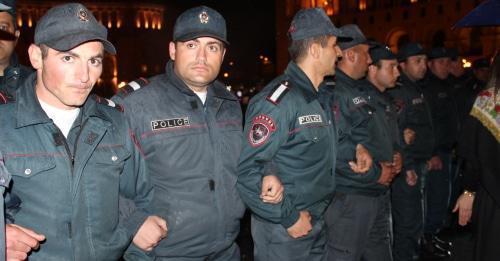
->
[[248, 114, 276, 147], [298, 115, 322, 125], [151, 117, 190, 131]]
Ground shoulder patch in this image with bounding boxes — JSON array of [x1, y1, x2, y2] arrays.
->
[[116, 77, 150, 98], [248, 114, 276, 147], [0, 90, 15, 104], [93, 95, 124, 112], [394, 98, 405, 114], [266, 80, 291, 105]]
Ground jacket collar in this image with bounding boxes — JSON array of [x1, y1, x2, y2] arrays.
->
[[164, 60, 236, 101], [335, 68, 358, 89], [15, 73, 111, 128], [399, 72, 422, 88], [3, 53, 20, 80], [284, 62, 320, 103]]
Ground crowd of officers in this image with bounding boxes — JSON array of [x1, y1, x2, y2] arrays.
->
[[0, 1, 494, 261]]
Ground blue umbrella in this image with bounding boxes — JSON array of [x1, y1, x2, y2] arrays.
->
[[454, 0, 500, 28]]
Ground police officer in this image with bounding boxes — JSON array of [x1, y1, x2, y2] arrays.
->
[[0, 0, 32, 94], [1, 3, 166, 260], [0, 9, 16, 254], [113, 6, 283, 260], [420, 47, 459, 257], [447, 48, 468, 92], [387, 42, 436, 261], [237, 8, 346, 260], [325, 34, 396, 260], [357, 43, 404, 260]]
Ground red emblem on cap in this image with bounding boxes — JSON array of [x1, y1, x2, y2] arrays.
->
[[288, 24, 296, 34], [248, 114, 277, 147]]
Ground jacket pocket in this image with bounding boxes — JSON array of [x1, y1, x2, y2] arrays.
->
[[302, 123, 329, 143], [91, 144, 131, 175], [5, 156, 56, 178]]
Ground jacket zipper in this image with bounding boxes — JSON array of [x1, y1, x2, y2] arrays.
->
[[55, 119, 88, 239]]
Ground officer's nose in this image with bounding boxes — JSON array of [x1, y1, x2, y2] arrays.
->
[[196, 46, 207, 64], [335, 46, 342, 61], [77, 62, 90, 84], [366, 54, 373, 65], [394, 67, 401, 78]]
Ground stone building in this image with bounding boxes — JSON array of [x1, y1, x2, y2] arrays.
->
[[276, 0, 500, 73]]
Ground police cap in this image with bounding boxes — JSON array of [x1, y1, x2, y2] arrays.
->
[[34, 3, 116, 54], [173, 6, 228, 45], [370, 43, 397, 64], [0, 0, 15, 18], [397, 42, 426, 62], [288, 8, 348, 41], [427, 47, 451, 60], [337, 24, 372, 50]]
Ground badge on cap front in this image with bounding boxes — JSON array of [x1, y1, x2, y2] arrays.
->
[[199, 11, 209, 24], [78, 8, 89, 22]]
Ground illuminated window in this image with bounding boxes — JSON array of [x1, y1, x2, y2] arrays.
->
[[359, 0, 366, 11], [136, 19, 141, 28], [16, 14, 22, 27]]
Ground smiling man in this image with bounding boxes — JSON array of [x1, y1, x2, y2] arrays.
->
[[0, 3, 166, 260]]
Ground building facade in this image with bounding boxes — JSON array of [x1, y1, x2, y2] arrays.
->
[[276, 0, 500, 73]]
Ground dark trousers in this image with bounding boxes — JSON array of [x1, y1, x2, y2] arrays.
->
[[391, 161, 426, 261], [424, 152, 452, 235], [324, 192, 392, 261], [251, 215, 326, 261], [123, 243, 240, 261]]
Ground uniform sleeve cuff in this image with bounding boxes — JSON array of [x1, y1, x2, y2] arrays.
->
[[280, 209, 300, 229], [123, 209, 149, 237]]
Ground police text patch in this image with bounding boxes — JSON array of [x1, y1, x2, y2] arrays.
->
[[352, 96, 367, 105], [248, 115, 276, 147], [151, 117, 190, 130], [298, 115, 322, 125]]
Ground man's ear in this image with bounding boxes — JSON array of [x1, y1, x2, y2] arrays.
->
[[169, 42, 176, 61], [28, 44, 42, 70], [309, 42, 321, 60], [13, 29, 20, 45], [345, 49, 356, 63]]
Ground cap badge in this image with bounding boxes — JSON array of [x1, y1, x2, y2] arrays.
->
[[78, 8, 89, 22], [199, 11, 209, 24]]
